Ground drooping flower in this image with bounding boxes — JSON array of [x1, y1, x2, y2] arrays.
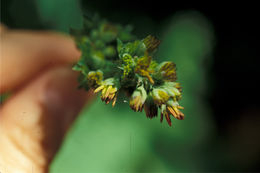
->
[[94, 78, 118, 106], [160, 99, 184, 126], [129, 85, 147, 112], [151, 81, 184, 126], [144, 94, 158, 119], [166, 99, 184, 120]]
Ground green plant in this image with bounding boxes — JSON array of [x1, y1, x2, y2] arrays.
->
[[71, 15, 184, 126]]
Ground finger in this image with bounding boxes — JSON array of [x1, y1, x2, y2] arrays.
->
[[0, 24, 8, 34], [0, 66, 93, 173], [0, 30, 80, 93]]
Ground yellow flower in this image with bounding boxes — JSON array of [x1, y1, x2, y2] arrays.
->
[[151, 82, 184, 126], [87, 70, 103, 87], [166, 100, 184, 120], [94, 78, 118, 106], [160, 99, 184, 126], [129, 85, 147, 112]]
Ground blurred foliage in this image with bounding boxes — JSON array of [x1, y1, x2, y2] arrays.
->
[[36, 0, 83, 32]]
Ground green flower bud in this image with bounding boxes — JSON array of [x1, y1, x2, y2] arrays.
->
[[87, 70, 103, 87], [163, 82, 182, 100]]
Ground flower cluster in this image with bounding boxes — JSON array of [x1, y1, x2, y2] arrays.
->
[[151, 82, 184, 126], [94, 78, 118, 106], [72, 16, 184, 126]]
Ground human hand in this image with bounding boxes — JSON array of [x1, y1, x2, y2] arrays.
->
[[0, 25, 93, 173]]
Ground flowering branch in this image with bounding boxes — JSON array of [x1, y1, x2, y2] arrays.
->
[[71, 15, 184, 126]]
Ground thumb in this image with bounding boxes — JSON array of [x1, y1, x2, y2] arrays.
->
[[0, 66, 93, 173]]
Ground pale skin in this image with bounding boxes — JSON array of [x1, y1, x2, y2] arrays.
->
[[0, 25, 93, 173]]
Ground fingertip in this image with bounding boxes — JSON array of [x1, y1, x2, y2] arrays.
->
[[0, 30, 81, 93], [42, 32, 81, 62]]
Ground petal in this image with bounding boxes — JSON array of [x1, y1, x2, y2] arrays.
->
[[165, 112, 172, 126], [160, 113, 163, 122], [94, 85, 104, 93]]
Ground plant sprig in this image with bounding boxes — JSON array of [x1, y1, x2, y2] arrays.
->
[[71, 15, 184, 126]]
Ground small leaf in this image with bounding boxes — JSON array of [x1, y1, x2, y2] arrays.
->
[[117, 39, 123, 58]]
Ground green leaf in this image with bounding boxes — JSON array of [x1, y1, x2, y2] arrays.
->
[[117, 39, 124, 58], [118, 39, 146, 58]]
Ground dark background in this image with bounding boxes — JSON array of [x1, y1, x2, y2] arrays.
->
[[1, 0, 259, 171]]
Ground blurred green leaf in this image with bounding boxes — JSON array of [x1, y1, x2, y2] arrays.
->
[[36, 0, 83, 32]]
